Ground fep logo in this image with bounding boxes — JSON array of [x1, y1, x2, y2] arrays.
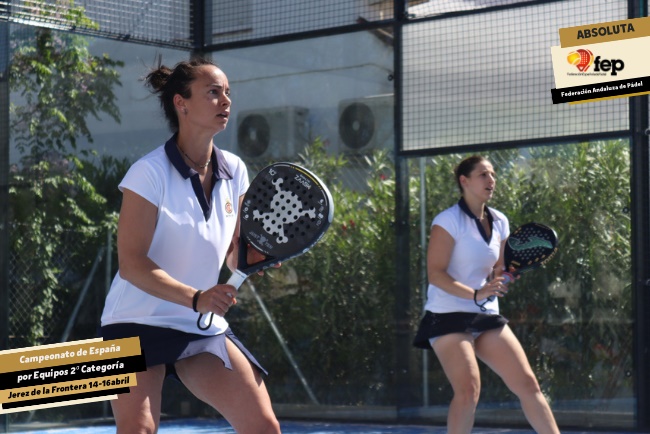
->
[[567, 49, 625, 76], [567, 48, 594, 72], [593, 56, 625, 76], [551, 17, 650, 104]]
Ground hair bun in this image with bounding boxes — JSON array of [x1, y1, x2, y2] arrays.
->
[[145, 66, 173, 93]]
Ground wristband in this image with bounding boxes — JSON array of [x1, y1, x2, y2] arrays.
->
[[473, 289, 488, 312], [192, 290, 203, 313]]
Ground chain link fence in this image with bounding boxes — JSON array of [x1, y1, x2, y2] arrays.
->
[[8, 225, 112, 350]]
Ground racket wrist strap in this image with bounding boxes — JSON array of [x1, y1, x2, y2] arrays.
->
[[474, 289, 488, 312], [192, 290, 203, 313]]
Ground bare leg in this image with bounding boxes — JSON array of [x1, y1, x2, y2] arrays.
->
[[475, 325, 560, 434], [174, 338, 281, 434], [110, 364, 166, 434], [432, 333, 481, 434]]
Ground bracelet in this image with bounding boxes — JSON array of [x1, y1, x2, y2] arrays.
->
[[192, 290, 203, 313], [473, 289, 488, 312]]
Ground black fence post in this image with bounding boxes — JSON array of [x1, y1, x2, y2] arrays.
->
[[393, 0, 420, 415], [0, 18, 11, 434], [629, 0, 649, 429]]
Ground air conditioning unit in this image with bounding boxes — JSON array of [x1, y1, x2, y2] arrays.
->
[[236, 106, 309, 161], [337, 94, 393, 155]]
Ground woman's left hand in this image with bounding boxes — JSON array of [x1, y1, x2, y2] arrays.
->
[[246, 245, 281, 276]]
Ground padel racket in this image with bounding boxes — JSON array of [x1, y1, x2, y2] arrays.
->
[[197, 162, 334, 330], [501, 222, 559, 284]]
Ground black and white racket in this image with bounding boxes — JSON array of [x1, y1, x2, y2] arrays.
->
[[197, 162, 334, 330], [501, 222, 559, 284]]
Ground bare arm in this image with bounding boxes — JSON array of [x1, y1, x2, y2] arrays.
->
[[493, 239, 507, 278], [117, 188, 235, 316], [117, 189, 197, 308]]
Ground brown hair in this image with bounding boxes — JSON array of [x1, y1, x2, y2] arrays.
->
[[454, 155, 488, 193], [144, 57, 218, 132]]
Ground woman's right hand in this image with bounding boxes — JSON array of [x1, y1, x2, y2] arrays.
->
[[195, 284, 237, 317], [477, 277, 509, 301]]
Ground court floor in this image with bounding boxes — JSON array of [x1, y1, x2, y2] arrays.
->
[[7, 418, 642, 434]]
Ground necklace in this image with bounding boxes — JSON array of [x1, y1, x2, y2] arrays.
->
[[177, 144, 210, 169]]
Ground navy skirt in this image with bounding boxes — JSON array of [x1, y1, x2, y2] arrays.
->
[[99, 323, 267, 380], [412, 311, 508, 350]]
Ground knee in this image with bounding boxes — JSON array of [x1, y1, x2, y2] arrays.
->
[[511, 373, 543, 398], [453, 380, 481, 407]]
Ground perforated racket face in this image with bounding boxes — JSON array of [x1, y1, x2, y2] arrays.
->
[[240, 162, 334, 259], [504, 222, 558, 275]]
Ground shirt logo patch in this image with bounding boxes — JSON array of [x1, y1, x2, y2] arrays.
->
[[225, 198, 233, 215]]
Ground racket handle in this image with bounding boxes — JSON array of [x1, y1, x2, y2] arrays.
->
[[197, 270, 248, 331], [502, 272, 515, 285], [486, 272, 516, 303], [226, 269, 247, 290]]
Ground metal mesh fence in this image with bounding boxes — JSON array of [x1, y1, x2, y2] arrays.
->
[[7, 225, 109, 350], [402, 0, 629, 152], [1, 0, 400, 49], [79, 0, 192, 47], [407, 0, 542, 17], [1, 0, 192, 48], [208, 0, 394, 46]]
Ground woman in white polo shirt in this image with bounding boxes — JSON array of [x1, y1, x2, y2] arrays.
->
[[413, 155, 559, 434], [100, 58, 281, 434]]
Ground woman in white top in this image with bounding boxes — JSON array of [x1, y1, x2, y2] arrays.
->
[[100, 58, 281, 434], [413, 155, 559, 434]]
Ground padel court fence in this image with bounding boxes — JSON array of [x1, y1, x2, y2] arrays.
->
[[7, 225, 110, 351]]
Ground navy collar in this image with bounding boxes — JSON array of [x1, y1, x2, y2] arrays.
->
[[164, 134, 233, 221], [164, 134, 233, 181], [458, 197, 493, 243]]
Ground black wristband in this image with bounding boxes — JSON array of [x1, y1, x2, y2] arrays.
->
[[474, 289, 488, 312], [192, 290, 203, 313]]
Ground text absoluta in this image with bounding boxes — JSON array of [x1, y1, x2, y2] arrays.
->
[[577, 23, 635, 39]]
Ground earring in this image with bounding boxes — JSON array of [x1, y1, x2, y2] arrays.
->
[[183, 108, 188, 114]]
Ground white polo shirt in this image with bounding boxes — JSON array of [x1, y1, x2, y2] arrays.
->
[[424, 201, 509, 315], [101, 135, 248, 335]]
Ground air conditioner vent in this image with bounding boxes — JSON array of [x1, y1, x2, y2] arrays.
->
[[237, 113, 271, 158], [236, 106, 309, 161], [337, 95, 393, 155]]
